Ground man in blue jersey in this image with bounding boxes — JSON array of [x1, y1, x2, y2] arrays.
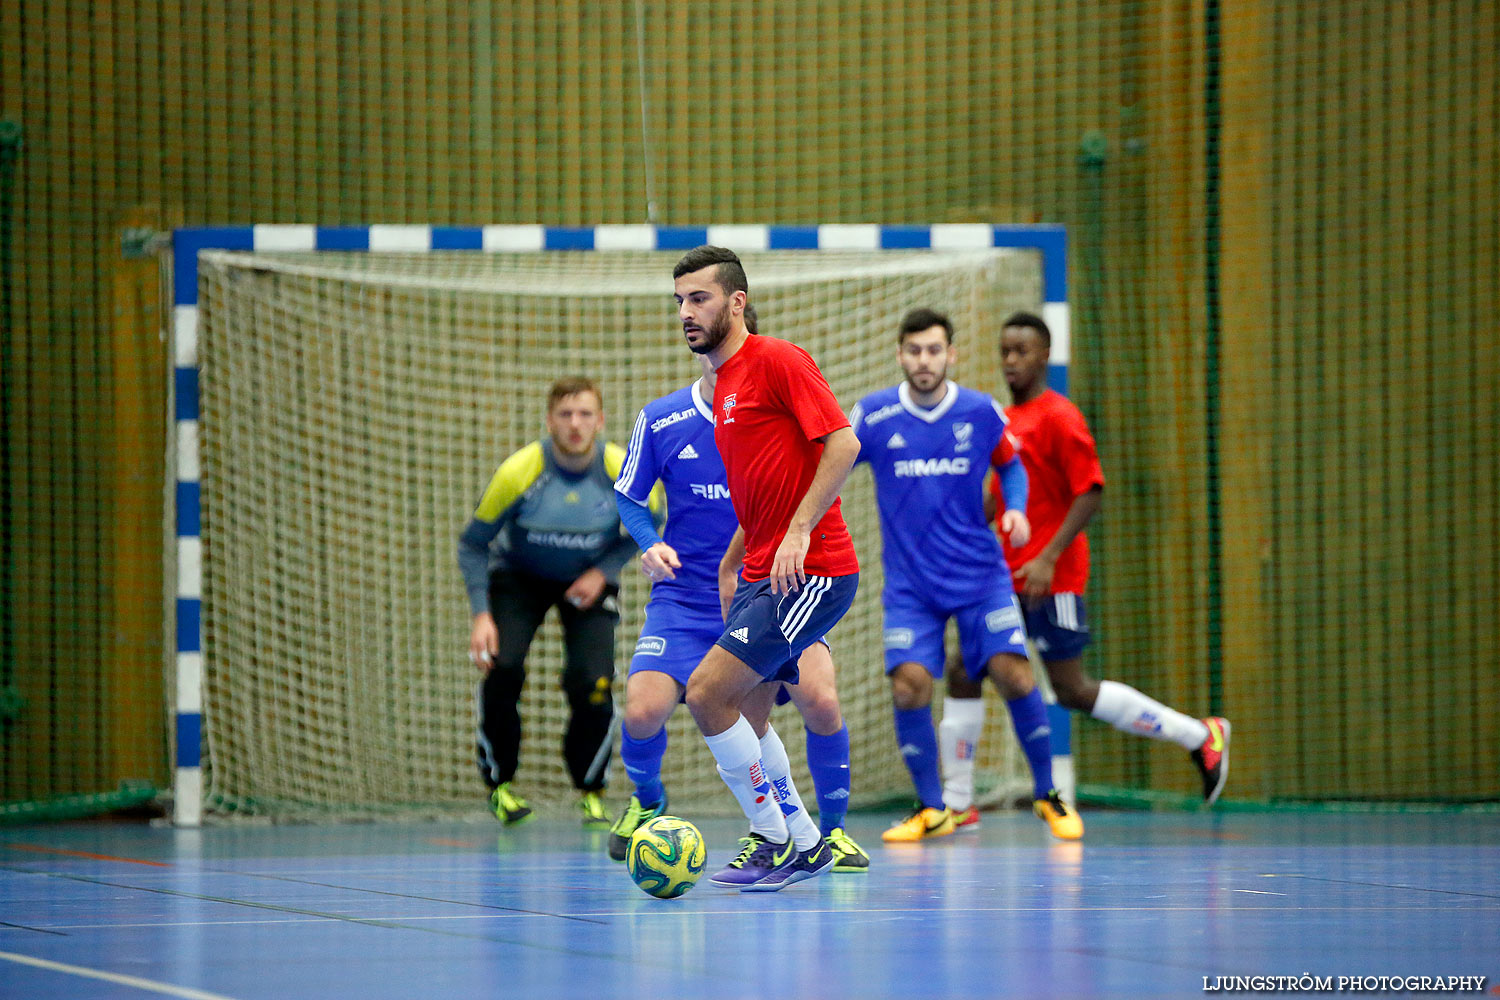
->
[[850, 308, 1082, 842], [610, 309, 869, 874]]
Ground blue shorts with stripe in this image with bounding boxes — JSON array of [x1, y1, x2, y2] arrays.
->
[[1023, 592, 1090, 660], [628, 593, 724, 689], [882, 576, 1027, 681], [715, 572, 859, 683]]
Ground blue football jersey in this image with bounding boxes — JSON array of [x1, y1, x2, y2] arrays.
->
[[615, 378, 735, 602], [851, 381, 1016, 606]]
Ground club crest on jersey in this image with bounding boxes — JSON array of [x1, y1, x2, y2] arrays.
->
[[721, 393, 737, 424], [952, 421, 973, 452]]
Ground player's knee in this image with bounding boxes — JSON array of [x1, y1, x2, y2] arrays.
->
[[1051, 674, 1097, 711], [683, 672, 713, 718], [624, 698, 669, 737], [986, 655, 1033, 700], [799, 686, 843, 734], [889, 674, 928, 711]]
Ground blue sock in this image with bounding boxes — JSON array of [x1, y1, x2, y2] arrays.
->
[[893, 705, 945, 809], [804, 725, 851, 835], [620, 727, 667, 808], [1006, 690, 1056, 799]]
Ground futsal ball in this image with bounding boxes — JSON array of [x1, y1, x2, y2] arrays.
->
[[627, 816, 706, 899]]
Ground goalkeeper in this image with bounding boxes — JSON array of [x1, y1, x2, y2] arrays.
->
[[458, 377, 661, 827]]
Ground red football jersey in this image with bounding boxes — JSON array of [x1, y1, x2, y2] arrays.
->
[[995, 389, 1105, 594], [713, 335, 859, 581]]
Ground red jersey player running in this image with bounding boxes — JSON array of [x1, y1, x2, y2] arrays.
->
[[989, 311, 1230, 805], [673, 246, 862, 892]]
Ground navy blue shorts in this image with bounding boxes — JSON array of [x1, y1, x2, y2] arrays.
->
[[1023, 592, 1091, 660], [715, 573, 859, 682], [882, 577, 1027, 681]]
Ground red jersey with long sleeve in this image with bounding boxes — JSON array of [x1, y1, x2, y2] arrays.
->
[[712, 335, 859, 581], [994, 389, 1105, 594]]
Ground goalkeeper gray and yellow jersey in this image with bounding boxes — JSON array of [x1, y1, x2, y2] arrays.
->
[[457, 439, 663, 615]]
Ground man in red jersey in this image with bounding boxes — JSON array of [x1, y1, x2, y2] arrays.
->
[[672, 245, 861, 891], [992, 311, 1230, 804]]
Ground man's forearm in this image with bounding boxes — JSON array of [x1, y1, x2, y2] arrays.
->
[[719, 526, 746, 582], [788, 428, 859, 534], [1040, 486, 1102, 561]]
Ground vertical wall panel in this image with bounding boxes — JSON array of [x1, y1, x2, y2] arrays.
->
[[1218, 0, 1273, 801], [1468, 8, 1499, 794]]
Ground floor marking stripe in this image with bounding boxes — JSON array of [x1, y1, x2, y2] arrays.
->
[[5, 868, 709, 980], [0, 921, 67, 935], [2, 843, 170, 867], [0, 951, 238, 1000]]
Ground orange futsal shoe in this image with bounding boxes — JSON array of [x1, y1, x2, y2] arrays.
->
[[1033, 790, 1084, 841], [882, 806, 957, 843], [1192, 717, 1232, 805], [951, 804, 981, 832]]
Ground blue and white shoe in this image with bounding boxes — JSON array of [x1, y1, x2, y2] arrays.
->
[[743, 837, 834, 892], [707, 833, 795, 889]]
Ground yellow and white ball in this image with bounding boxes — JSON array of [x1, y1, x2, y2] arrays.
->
[[626, 816, 706, 899]]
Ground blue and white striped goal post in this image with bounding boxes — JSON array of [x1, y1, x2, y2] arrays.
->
[[167, 222, 1073, 825]]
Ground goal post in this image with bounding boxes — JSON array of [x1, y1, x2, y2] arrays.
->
[[167, 223, 1071, 826]]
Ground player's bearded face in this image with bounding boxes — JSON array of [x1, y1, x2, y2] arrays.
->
[[546, 391, 604, 457], [686, 294, 734, 355], [899, 326, 953, 393]]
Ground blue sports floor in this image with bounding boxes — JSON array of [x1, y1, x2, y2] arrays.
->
[[1, 809, 1496, 999]]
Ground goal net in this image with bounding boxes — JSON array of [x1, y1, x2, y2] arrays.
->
[[193, 247, 1045, 821]]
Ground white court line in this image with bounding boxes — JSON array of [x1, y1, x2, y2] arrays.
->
[[0, 951, 239, 1000]]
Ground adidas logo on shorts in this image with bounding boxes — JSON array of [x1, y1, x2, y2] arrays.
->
[[677, 443, 699, 460], [729, 626, 750, 643]]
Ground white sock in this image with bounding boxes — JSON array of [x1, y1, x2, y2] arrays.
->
[[703, 715, 789, 843], [758, 725, 822, 850], [1091, 680, 1210, 750], [939, 696, 986, 810]]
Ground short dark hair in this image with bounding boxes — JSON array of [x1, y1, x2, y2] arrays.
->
[[547, 376, 601, 411], [673, 245, 749, 298], [1001, 311, 1051, 347], [743, 302, 758, 336], [897, 307, 953, 344]]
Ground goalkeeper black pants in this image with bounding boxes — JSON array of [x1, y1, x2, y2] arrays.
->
[[476, 569, 620, 793]]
